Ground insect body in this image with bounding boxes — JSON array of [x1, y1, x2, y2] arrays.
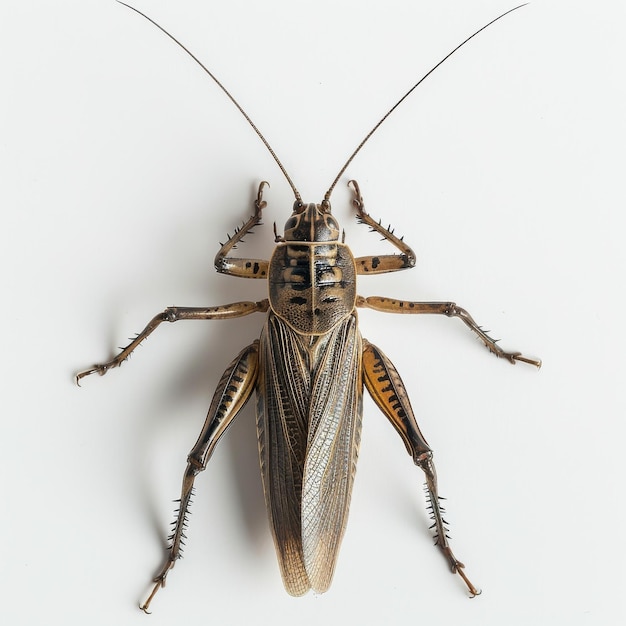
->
[[78, 2, 539, 612]]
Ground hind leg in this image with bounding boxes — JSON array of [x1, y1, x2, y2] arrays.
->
[[362, 339, 479, 596], [141, 341, 259, 612]]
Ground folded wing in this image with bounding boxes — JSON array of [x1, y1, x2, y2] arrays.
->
[[256, 313, 362, 595]]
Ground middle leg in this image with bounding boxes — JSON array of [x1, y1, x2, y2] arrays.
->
[[358, 296, 541, 366]]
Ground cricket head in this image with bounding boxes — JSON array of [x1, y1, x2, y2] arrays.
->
[[282, 200, 340, 243]]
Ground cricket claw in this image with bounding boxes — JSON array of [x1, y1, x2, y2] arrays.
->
[[255, 181, 269, 213], [493, 348, 541, 369], [348, 180, 364, 213], [75, 367, 98, 385], [140, 578, 165, 614], [456, 564, 481, 598], [140, 558, 176, 613], [513, 353, 542, 368], [75, 364, 109, 385], [441, 546, 480, 597]]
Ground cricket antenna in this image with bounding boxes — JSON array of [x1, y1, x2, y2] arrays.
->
[[116, 1, 303, 203], [323, 4, 528, 203]]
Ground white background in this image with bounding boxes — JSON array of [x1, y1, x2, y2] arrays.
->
[[1, 1, 624, 624]]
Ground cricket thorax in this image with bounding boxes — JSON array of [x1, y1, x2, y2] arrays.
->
[[269, 203, 356, 335]]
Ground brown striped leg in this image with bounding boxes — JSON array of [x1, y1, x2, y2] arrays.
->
[[76, 300, 269, 383], [358, 296, 541, 367], [140, 341, 259, 613], [349, 180, 417, 275], [362, 340, 480, 596], [214, 181, 270, 278]]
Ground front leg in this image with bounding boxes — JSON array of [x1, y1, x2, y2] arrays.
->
[[214, 181, 270, 278], [76, 299, 269, 383], [349, 180, 417, 274], [358, 296, 541, 367]]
